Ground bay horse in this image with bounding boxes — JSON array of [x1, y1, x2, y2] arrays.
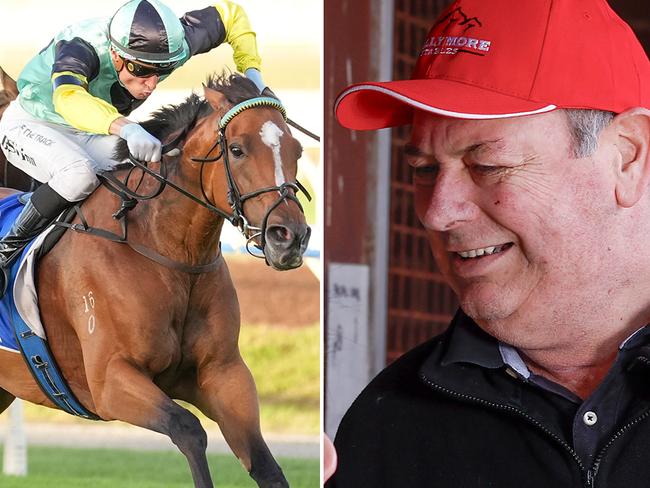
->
[[0, 71, 311, 487]]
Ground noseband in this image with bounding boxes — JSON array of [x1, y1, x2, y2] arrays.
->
[[190, 96, 311, 255]]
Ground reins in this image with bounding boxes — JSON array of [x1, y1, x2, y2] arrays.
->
[[60, 95, 313, 272], [287, 118, 320, 142]]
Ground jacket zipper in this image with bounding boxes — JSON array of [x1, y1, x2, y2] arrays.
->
[[586, 408, 650, 487], [420, 375, 589, 484], [585, 469, 594, 488]]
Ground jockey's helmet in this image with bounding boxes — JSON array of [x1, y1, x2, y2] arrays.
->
[[109, 0, 187, 67]]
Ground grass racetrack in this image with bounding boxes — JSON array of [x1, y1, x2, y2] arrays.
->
[[0, 446, 318, 487]]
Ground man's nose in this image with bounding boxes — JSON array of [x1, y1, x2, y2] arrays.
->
[[417, 168, 479, 232], [144, 75, 159, 90]]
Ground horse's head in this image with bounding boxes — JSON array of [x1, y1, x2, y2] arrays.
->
[[184, 75, 311, 270]]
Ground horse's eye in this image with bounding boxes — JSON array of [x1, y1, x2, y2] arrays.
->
[[229, 144, 245, 158]]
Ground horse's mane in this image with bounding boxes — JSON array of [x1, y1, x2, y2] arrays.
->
[[114, 72, 260, 160]]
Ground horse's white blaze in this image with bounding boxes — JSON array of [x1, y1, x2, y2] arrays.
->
[[260, 121, 285, 187]]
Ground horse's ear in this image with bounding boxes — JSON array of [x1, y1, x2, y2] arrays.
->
[[203, 84, 227, 113]]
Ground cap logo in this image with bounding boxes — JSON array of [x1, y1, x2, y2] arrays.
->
[[420, 6, 491, 57]]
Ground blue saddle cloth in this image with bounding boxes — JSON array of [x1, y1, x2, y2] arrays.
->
[[0, 192, 38, 353], [0, 193, 97, 418]]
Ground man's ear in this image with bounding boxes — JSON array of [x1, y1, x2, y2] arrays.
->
[[110, 49, 124, 71], [613, 108, 650, 208]]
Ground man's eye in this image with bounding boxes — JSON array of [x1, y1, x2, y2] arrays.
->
[[470, 164, 502, 176], [411, 165, 439, 183]]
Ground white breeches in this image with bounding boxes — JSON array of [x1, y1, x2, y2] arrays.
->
[[0, 100, 123, 202]]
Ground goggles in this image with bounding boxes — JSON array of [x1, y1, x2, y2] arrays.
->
[[122, 58, 176, 78]]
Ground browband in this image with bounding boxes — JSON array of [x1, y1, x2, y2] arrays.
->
[[219, 97, 287, 130]]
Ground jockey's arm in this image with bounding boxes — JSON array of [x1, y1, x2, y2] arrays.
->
[[50, 38, 122, 135], [52, 72, 122, 135], [181, 2, 264, 91], [53, 80, 158, 160], [107, 115, 132, 136], [213, 1, 261, 74]]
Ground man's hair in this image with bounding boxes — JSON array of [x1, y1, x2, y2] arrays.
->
[[564, 109, 615, 158]]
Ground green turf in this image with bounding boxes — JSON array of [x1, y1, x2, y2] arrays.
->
[[0, 446, 318, 488], [239, 324, 319, 435]]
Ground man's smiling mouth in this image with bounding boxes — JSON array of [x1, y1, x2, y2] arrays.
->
[[456, 243, 513, 259]]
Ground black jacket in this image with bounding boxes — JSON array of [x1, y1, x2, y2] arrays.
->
[[328, 313, 650, 488]]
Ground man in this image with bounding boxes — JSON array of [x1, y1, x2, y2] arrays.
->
[[329, 0, 650, 486], [0, 0, 269, 294]]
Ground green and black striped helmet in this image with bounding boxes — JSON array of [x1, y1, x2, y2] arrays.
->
[[109, 0, 187, 65]]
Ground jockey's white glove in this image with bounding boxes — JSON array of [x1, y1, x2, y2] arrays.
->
[[120, 123, 162, 162]]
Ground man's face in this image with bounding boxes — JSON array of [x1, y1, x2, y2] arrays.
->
[[110, 50, 160, 100], [117, 63, 160, 100], [408, 111, 620, 341]]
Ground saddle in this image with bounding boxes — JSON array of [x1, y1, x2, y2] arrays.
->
[[0, 194, 66, 349]]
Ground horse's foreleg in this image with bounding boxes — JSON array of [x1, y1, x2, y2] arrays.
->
[[193, 356, 288, 488], [91, 359, 214, 488]]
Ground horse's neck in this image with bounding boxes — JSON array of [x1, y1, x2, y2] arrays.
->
[[126, 165, 225, 266], [146, 200, 224, 256]]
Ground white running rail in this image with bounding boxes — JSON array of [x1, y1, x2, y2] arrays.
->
[[3, 399, 27, 476]]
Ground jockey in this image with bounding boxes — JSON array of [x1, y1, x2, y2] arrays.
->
[[0, 0, 269, 294]]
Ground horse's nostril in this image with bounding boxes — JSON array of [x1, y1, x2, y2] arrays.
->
[[266, 225, 294, 245]]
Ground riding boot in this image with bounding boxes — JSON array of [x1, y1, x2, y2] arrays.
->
[[0, 199, 53, 296]]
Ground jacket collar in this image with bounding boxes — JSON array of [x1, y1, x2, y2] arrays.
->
[[420, 310, 650, 406], [419, 310, 520, 408]]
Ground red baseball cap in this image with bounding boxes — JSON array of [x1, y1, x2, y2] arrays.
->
[[335, 0, 650, 130]]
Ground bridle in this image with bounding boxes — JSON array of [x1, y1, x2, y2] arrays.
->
[[99, 96, 311, 259], [190, 96, 311, 254]]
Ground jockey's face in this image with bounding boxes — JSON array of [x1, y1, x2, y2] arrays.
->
[[110, 50, 160, 100]]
